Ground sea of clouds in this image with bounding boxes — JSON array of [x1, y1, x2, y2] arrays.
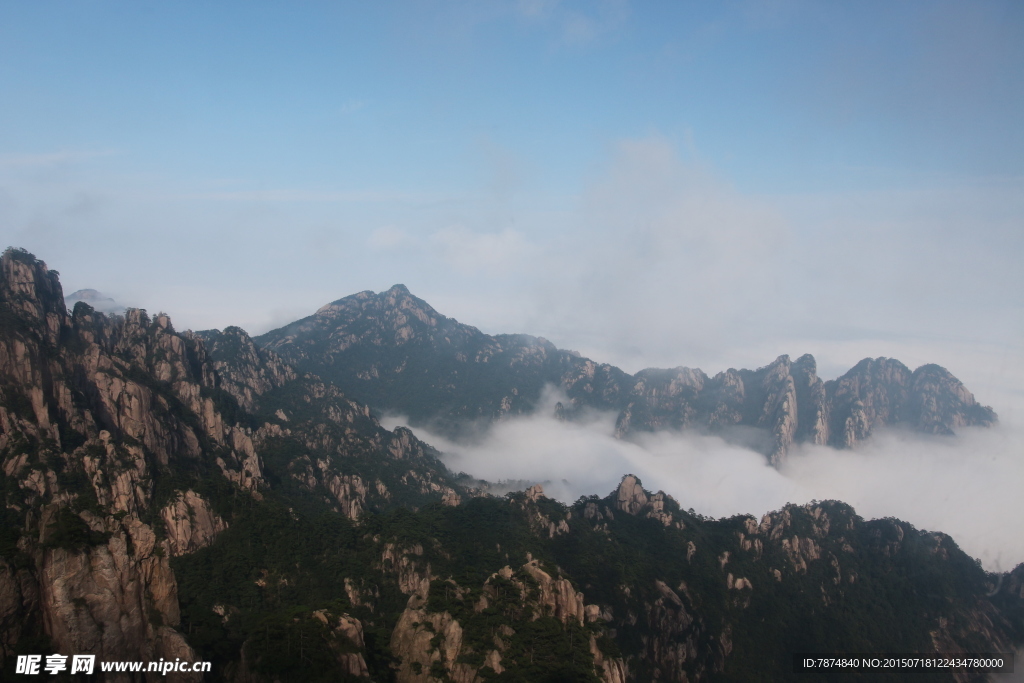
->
[[383, 386, 1024, 573]]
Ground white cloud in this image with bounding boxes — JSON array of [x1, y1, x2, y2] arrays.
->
[[430, 225, 533, 274], [384, 385, 1024, 572], [518, 135, 792, 371], [367, 225, 412, 250], [428, 136, 1024, 397], [782, 427, 1024, 572]]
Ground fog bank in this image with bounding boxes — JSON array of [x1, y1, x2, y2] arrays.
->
[[383, 394, 1024, 572]]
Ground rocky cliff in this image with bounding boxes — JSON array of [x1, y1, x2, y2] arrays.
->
[[257, 285, 996, 465], [0, 248, 464, 680]]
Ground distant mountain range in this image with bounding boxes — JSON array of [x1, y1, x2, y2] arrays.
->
[[1, 248, 1018, 682], [257, 284, 996, 465]]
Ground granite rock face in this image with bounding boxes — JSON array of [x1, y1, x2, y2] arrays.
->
[[0, 249, 208, 677], [160, 490, 229, 557], [258, 286, 996, 465], [0, 249, 463, 678], [387, 557, 626, 683]]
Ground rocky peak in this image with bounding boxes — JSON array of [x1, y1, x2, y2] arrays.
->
[[525, 483, 545, 502], [321, 284, 441, 327], [200, 325, 296, 411], [909, 363, 996, 433], [824, 356, 996, 448], [382, 283, 413, 304], [829, 357, 914, 414], [763, 354, 792, 377], [793, 353, 816, 373], [0, 247, 69, 345], [790, 353, 828, 447], [616, 474, 648, 515], [264, 284, 461, 360]]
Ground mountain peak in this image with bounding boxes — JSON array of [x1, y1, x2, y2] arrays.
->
[[0, 247, 68, 344], [65, 288, 124, 314], [313, 284, 425, 319]]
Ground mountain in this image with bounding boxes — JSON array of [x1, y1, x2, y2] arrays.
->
[[65, 288, 124, 315], [257, 285, 997, 465], [0, 248, 462, 680], [1, 248, 1020, 682]]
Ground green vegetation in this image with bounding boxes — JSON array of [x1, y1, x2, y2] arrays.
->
[[0, 507, 23, 559], [42, 506, 110, 551], [3, 247, 41, 266], [167, 468, 1015, 682]]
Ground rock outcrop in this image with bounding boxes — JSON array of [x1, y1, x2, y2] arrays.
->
[[607, 475, 687, 530], [388, 559, 626, 683], [160, 490, 228, 557]]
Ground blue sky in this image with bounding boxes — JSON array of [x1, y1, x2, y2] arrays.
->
[[1, 1, 1022, 407], [4, 1, 1021, 192]]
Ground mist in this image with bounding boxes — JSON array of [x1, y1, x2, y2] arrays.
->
[[382, 388, 1024, 573]]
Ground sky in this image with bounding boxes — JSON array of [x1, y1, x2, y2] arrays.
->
[[1, 2, 1023, 563]]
